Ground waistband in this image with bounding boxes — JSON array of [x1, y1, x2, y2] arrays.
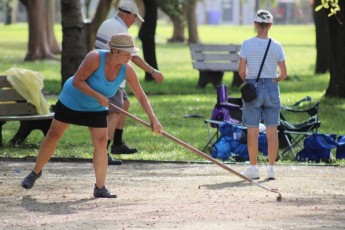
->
[[246, 78, 277, 82]]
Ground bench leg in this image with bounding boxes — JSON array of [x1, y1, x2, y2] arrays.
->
[[198, 71, 224, 88], [0, 121, 5, 148], [10, 119, 52, 146]]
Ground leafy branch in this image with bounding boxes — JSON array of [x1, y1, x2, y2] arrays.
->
[[315, 0, 342, 24]]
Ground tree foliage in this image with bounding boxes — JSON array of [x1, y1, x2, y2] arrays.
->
[[315, 0, 345, 98], [315, 0, 341, 19]]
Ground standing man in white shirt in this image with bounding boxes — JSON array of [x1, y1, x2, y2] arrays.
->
[[95, 1, 164, 165]]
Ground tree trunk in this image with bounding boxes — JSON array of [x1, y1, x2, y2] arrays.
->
[[11, 0, 20, 24], [157, 0, 185, 43], [60, 0, 87, 88], [20, 0, 55, 61], [168, 17, 185, 43], [313, 0, 330, 74], [46, 0, 61, 54], [84, 0, 113, 52], [139, 0, 158, 81], [185, 0, 199, 44], [5, 0, 12, 25], [325, 2, 345, 98]]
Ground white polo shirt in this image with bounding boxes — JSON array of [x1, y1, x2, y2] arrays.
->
[[95, 16, 136, 88]]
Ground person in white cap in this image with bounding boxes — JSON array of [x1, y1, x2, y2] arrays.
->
[[238, 9, 287, 180], [21, 33, 163, 198], [95, 1, 164, 165]]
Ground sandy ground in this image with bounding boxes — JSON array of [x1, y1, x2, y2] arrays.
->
[[0, 159, 345, 230]]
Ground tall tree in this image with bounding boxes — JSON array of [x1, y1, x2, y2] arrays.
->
[[315, 0, 345, 98], [46, 0, 61, 54], [84, 0, 113, 51], [19, 0, 60, 61], [324, 1, 345, 97], [185, 0, 199, 43], [313, 0, 330, 74], [60, 0, 86, 88], [157, 0, 185, 43], [20, 0, 53, 60], [4, 0, 12, 24]]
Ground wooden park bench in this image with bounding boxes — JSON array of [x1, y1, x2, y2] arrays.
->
[[189, 43, 241, 88], [0, 75, 54, 147]]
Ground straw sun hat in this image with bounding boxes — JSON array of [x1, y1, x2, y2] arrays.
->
[[107, 33, 139, 53]]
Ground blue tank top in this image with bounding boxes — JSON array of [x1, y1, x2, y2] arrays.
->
[[59, 50, 126, 111]]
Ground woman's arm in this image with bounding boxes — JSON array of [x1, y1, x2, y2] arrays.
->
[[277, 61, 287, 82], [238, 57, 247, 82], [72, 50, 109, 107], [125, 64, 163, 134]]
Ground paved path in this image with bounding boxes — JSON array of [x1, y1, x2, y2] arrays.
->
[[1, 160, 345, 229]]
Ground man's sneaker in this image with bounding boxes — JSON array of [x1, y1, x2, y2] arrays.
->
[[266, 166, 276, 180], [21, 170, 42, 189], [111, 142, 137, 154], [242, 167, 260, 180], [93, 185, 117, 198], [108, 154, 123, 165]]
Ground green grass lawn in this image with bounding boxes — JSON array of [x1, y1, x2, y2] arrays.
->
[[0, 23, 344, 164]]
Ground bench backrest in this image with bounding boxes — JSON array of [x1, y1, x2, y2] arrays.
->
[[189, 43, 241, 72], [0, 75, 37, 116]]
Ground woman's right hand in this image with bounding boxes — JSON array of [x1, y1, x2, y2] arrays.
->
[[96, 94, 109, 108]]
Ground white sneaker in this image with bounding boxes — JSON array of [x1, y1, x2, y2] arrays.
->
[[242, 167, 260, 180], [266, 166, 276, 180]]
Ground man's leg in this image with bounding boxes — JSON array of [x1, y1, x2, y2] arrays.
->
[[110, 90, 138, 154], [107, 90, 124, 165]]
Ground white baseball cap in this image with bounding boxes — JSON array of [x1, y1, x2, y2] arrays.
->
[[254, 9, 273, 24], [118, 1, 144, 22]]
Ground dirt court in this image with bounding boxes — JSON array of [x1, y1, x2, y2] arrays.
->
[[0, 159, 344, 230]]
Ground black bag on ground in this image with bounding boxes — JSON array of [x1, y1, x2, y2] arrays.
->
[[240, 83, 256, 102]]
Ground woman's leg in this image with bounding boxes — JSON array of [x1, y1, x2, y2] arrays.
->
[[33, 119, 69, 174], [89, 127, 108, 188], [265, 126, 278, 165], [247, 127, 260, 165]]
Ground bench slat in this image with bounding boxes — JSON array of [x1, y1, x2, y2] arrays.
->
[[0, 103, 37, 116], [192, 62, 239, 71], [189, 43, 241, 87], [0, 75, 12, 87], [0, 113, 54, 121], [0, 89, 26, 101], [191, 53, 239, 62], [190, 44, 241, 52]]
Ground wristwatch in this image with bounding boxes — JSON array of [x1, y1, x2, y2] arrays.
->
[[150, 68, 156, 74]]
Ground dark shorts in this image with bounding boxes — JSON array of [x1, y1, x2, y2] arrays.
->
[[109, 87, 128, 113], [54, 100, 109, 128]]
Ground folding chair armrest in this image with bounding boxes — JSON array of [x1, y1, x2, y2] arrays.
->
[[204, 119, 223, 126]]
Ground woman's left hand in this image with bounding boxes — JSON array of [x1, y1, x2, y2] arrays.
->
[[152, 71, 164, 83]]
